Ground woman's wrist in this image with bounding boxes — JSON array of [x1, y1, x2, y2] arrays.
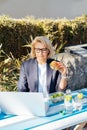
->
[[61, 74, 68, 79]]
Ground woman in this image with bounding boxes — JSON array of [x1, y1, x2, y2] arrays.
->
[[18, 36, 67, 97]]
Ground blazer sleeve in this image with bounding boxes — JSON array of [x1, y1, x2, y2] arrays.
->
[[17, 63, 30, 92], [55, 72, 61, 91]]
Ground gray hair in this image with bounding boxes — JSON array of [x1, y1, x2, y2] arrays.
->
[[31, 36, 55, 58]]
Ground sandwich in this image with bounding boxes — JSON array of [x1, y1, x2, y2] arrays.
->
[[50, 61, 61, 70]]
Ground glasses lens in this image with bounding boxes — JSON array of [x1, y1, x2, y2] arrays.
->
[[35, 48, 48, 53]]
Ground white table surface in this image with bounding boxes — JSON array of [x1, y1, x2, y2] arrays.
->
[[31, 111, 87, 130], [0, 110, 87, 130]]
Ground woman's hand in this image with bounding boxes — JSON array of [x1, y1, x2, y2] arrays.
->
[[50, 61, 67, 76], [57, 62, 67, 76], [50, 60, 68, 91]]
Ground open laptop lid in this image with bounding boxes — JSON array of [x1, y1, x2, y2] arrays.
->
[[0, 92, 48, 117]]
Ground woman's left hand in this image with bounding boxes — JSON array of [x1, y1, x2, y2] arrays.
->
[[56, 62, 67, 76], [50, 60, 67, 76]]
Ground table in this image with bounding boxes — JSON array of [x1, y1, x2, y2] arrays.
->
[[0, 88, 87, 130]]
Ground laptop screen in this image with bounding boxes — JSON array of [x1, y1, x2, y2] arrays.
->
[[0, 92, 48, 117]]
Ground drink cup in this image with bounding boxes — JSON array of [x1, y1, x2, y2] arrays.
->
[[73, 96, 82, 111], [64, 94, 73, 114]]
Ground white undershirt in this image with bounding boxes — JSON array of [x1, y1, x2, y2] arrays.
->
[[38, 63, 48, 97]]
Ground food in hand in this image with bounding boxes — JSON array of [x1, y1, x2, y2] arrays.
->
[[50, 61, 61, 70]]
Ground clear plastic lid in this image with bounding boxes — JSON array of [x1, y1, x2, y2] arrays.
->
[[66, 89, 71, 94]]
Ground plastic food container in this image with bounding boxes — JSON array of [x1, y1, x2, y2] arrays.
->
[[50, 92, 64, 103]]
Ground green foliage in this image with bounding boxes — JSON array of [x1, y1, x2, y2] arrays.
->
[[0, 14, 87, 59], [0, 16, 45, 59], [0, 55, 20, 91], [0, 47, 30, 91]]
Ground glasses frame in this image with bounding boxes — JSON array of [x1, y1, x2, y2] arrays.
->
[[35, 48, 49, 53]]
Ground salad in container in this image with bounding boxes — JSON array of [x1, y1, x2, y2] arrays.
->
[[50, 92, 64, 103]]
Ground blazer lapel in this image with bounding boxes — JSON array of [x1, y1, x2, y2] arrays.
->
[[47, 64, 53, 93], [29, 59, 38, 92]]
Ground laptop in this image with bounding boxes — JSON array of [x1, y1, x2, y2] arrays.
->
[[0, 92, 65, 117]]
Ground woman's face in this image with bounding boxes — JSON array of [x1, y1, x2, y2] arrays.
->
[[34, 42, 49, 64]]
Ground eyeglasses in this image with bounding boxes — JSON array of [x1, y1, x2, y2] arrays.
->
[[35, 48, 48, 53]]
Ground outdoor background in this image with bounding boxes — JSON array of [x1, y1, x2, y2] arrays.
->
[[0, 0, 87, 91]]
